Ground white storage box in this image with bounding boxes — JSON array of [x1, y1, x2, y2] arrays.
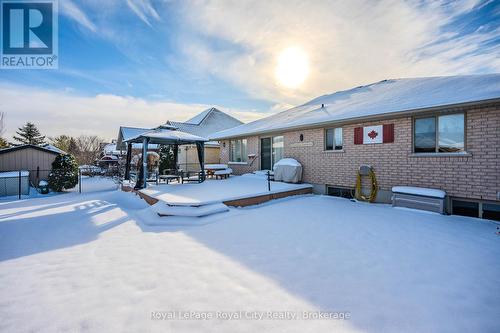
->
[[392, 186, 446, 214]]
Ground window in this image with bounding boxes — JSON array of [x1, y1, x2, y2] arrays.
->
[[452, 199, 479, 218], [272, 136, 284, 165], [230, 139, 247, 162], [482, 203, 500, 222], [325, 127, 343, 150], [414, 113, 464, 153], [327, 186, 353, 199]]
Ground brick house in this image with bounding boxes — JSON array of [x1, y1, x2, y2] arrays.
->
[[211, 74, 500, 219]]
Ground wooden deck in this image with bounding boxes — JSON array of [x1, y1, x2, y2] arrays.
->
[[122, 184, 312, 207]]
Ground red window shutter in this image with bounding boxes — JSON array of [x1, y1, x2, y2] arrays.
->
[[383, 124, 394, 143], [354, 127, 363, 145]]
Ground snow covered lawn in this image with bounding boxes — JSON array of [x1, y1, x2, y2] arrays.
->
[[0, 186, 499, 332]]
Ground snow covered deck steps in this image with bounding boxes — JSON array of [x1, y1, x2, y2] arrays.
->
[[152, 202, 229, 217]]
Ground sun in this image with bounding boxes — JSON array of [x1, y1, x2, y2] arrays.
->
[[275, 47, 309, 89]]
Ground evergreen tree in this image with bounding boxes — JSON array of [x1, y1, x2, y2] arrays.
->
[[48, 154, 79, 192], [67, 137, 80, 156], [0, 137, 8, 149], [13, 122, 46, 145], [158, 145, 175, 172], [49, 135, 72, 152]]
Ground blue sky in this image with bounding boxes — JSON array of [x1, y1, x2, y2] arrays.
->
[[1, 0, 499, 140]]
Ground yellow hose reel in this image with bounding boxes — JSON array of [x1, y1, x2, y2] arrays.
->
[[355, 165, 378, 202]]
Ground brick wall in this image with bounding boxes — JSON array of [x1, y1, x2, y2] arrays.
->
[[220, 136, 260, 174], [220, 104, 500, 202]]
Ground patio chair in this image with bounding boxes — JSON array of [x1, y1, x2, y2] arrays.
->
[[180, 170, 204, 184]]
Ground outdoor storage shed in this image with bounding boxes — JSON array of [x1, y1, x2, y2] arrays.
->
[[0, 145, 63, 185]]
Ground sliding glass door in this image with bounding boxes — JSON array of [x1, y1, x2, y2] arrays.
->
[[260, 138, 272, 170], [260, 136, 283, 170]]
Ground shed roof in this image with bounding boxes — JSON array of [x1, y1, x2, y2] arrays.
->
[[0, 144, 63, 156]]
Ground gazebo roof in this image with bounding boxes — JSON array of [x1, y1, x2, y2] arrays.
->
[[124, 126, 208, 145]]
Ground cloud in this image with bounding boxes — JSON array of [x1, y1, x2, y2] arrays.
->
[[126, 0, 160, 27], [176, 0, 499, 105], [0, 84, 265, 141], [60, 0, 97, 32]]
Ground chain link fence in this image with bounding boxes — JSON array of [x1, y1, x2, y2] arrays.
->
[[0, 167, 122, 200]]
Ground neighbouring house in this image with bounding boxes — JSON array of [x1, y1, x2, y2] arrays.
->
[[210, 74, 500, 219], [101, 140, 123, 158], [115, 127, 160, 167], [116, 107, 243, 172], [0, 144, 65, 185]]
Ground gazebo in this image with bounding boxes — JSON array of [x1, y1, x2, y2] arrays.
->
[[123, 125, 208, 189]]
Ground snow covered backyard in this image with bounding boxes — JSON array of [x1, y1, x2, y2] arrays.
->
[[0, 182, 499, 333]]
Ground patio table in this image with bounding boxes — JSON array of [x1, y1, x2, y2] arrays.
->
[[204, 164, 228, 178]]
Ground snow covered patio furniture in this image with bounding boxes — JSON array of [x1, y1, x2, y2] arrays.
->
[[123, 125, 208, 189], [204, 164, 228, 178], [180, 170, 204, 183], [392, 186, 446, 214], [158, 169, 182, 184], [214, 167, 232, 179]]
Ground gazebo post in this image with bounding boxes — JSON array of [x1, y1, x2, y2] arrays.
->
[[142, 137, 149, 188], [195, 141, 205, 182], [173, 144, 179, 171], [124, 142, 132, 180]]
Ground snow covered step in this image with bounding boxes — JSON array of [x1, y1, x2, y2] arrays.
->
[[152, 202, 229, 217]]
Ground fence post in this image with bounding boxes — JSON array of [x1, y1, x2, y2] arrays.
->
[[79, 169, 82, 194], [18, 170, 22, 200], [267, 170, 271, 192]]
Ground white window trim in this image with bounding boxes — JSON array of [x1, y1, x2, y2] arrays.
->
[[413, 112, 466, 154], [229, 139, 248, 163], [325, 127, 343, 151]]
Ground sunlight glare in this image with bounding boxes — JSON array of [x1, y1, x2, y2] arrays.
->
[[275, 47, 309, 89]]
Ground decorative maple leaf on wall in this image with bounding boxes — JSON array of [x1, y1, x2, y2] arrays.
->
[[368, 130, 378, 139]]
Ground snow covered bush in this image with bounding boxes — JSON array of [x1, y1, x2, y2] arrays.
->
[[48, 154, 79, 192]]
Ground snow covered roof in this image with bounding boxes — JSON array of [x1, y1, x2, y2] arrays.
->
[[211, 74, 500, 139], [184, 108, 214, 125], [116, 108, 242, 149], [120, 126, 150, 141], [103, 143, 117, 154], [0, 144, 63, 156], [42, 144, 67, 154], [165, 107, 243, 144], [125, 128, 208, 145], [116, 126, 154, 150]]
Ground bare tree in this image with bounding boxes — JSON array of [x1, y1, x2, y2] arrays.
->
[[0, 112, 8, 148], [0, 112, 4, 136], [74, 135, 104, 165]]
